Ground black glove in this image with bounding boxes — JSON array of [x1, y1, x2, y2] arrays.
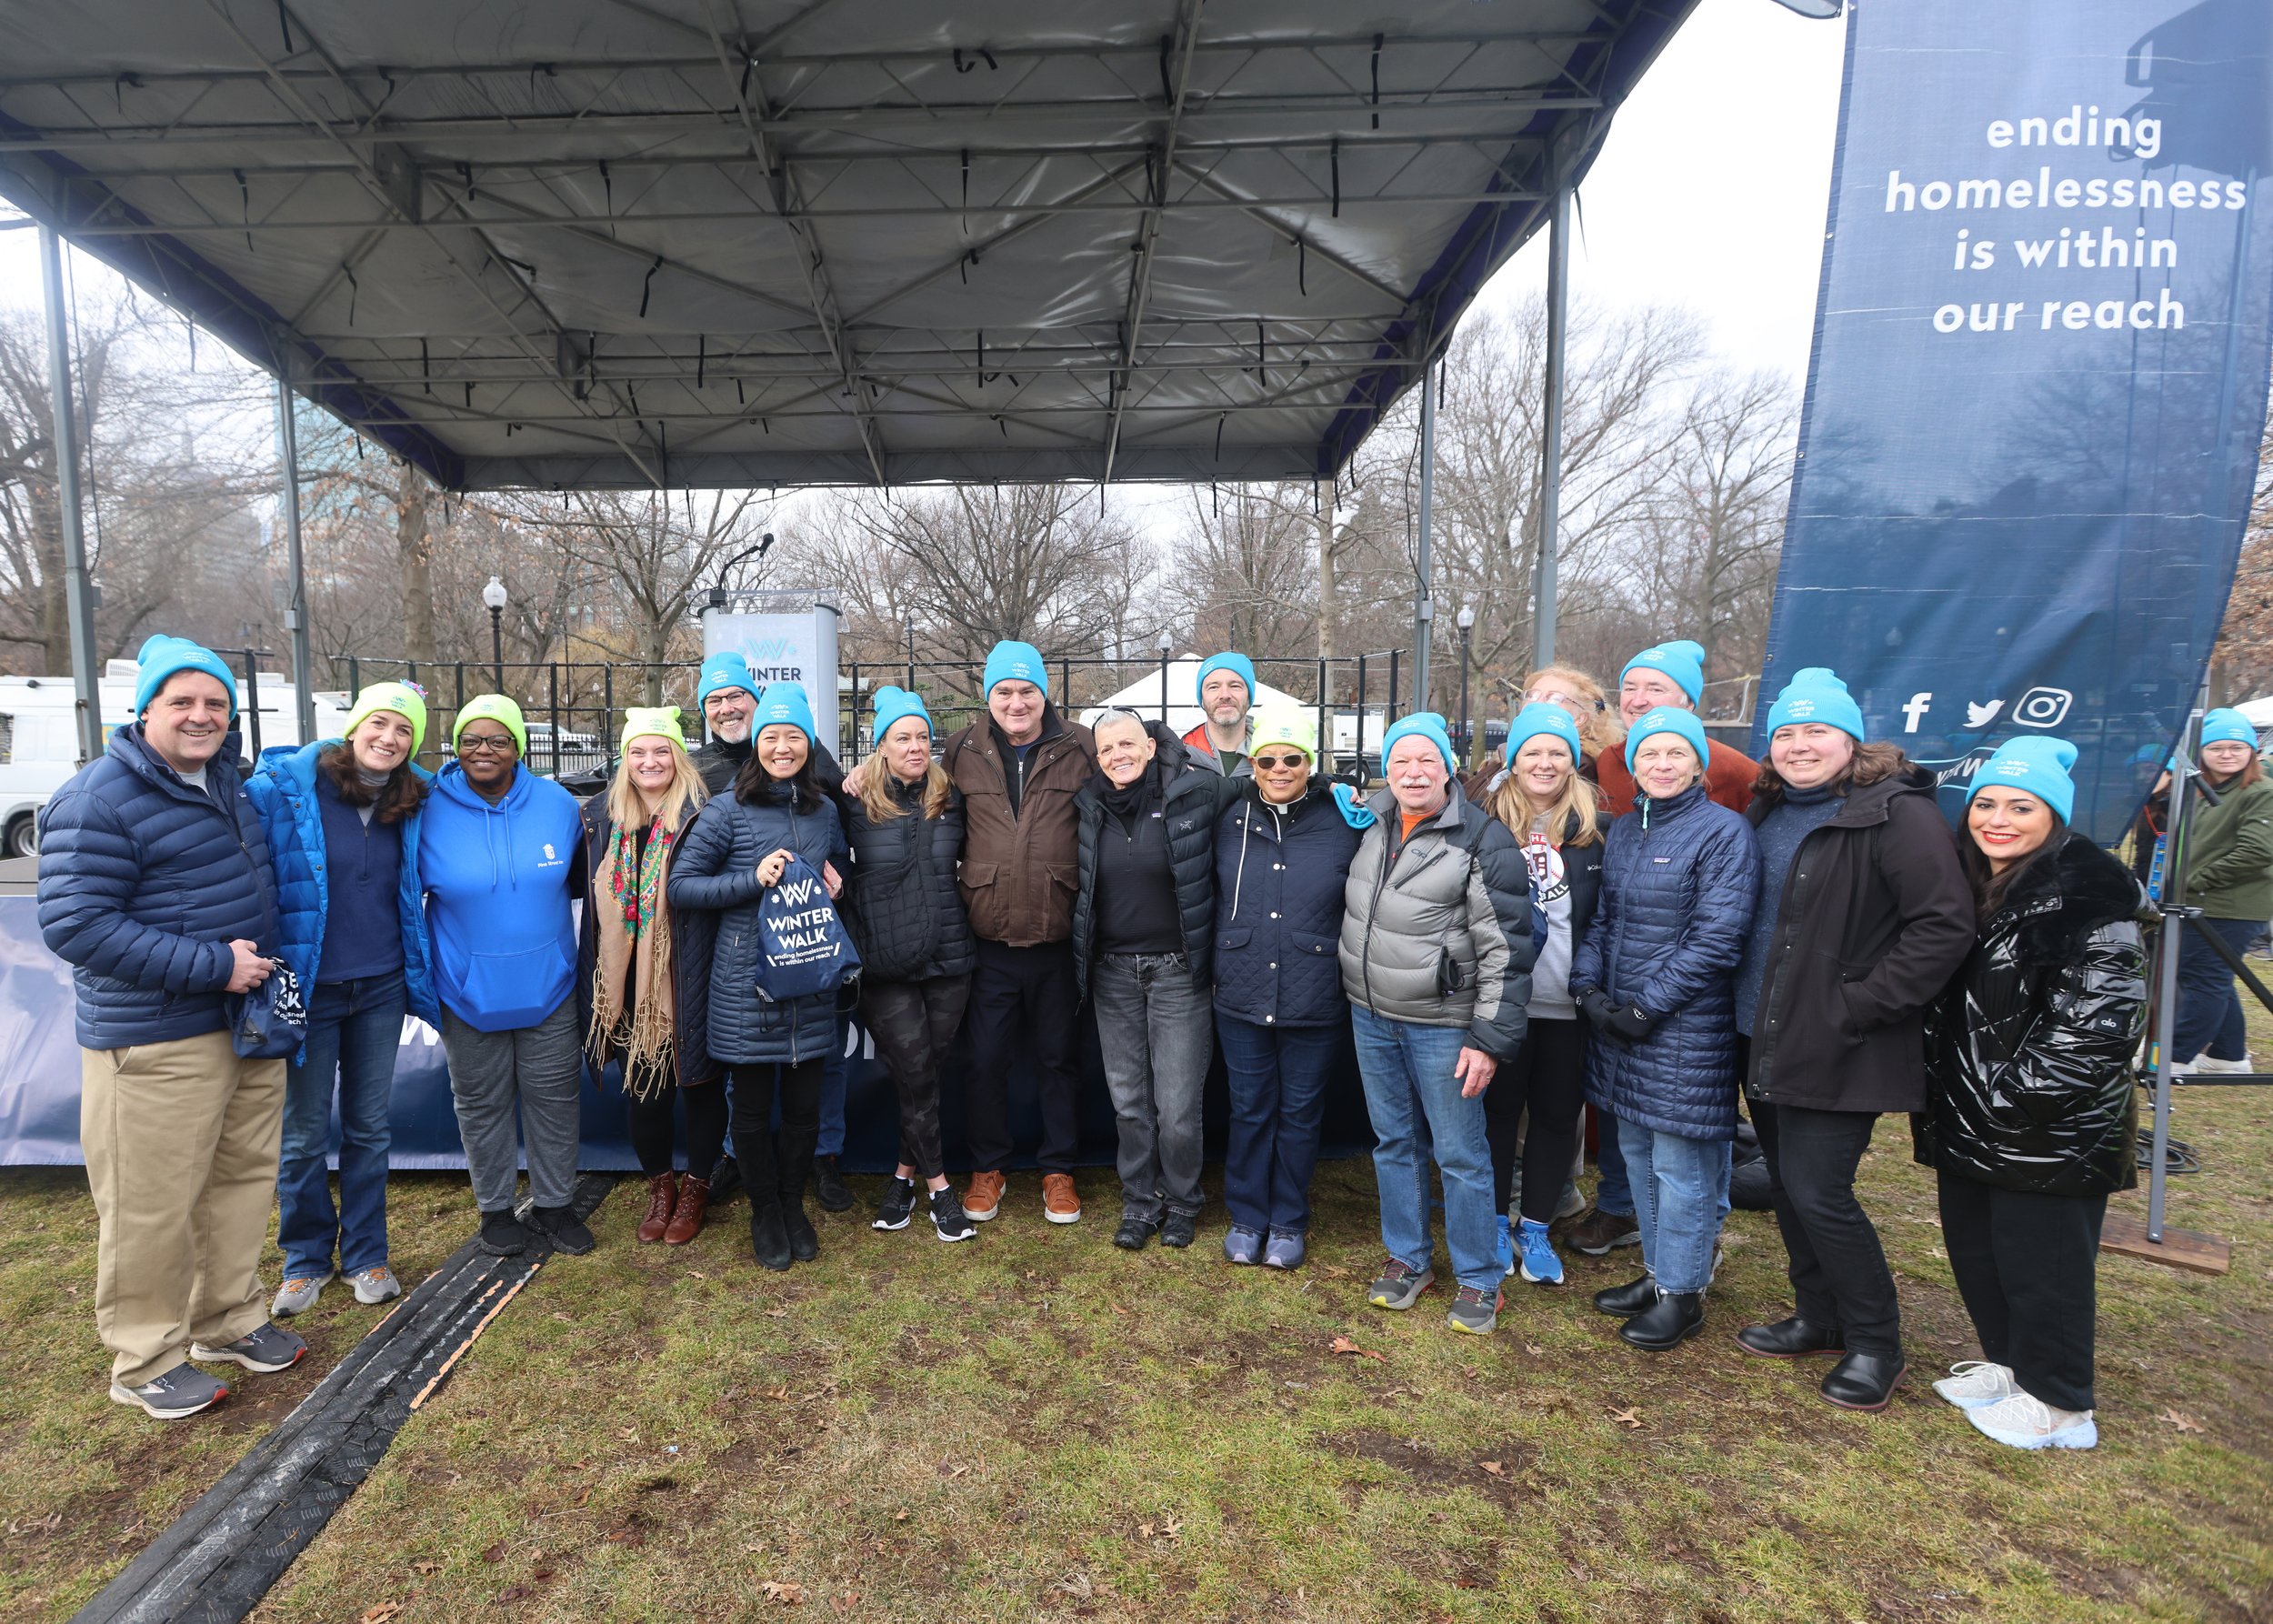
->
[[1603, 1002, 1658, 1044], [1578, 989, 1619, 1034]]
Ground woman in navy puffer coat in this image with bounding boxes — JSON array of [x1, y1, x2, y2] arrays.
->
[[1571, 707, 1758, 1352]]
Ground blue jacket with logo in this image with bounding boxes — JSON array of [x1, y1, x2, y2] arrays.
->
[[36, 725, 280, 1048], [420, 762, 585, 1032], [246, 741, 441, 1038]]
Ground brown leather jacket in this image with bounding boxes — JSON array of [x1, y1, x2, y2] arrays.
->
[[942, 706, 1096, 947]]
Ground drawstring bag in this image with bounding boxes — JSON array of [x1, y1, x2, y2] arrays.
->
[[226, 957, 307, 1059], [752, 855, 862, 1001]]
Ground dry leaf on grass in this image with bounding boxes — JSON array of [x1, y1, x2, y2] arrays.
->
[[1479, 1460, 1506, 1478], [2161, 1408, 2204, 1433], [1525, 1343, 1546, 1356], [1330, 1335, 1387, 1362], [891, 1509, 909, 1521], [358, 1606, 403, 1624], [1608, 1407, 1642, 1429], [759, 1579, 806, 1604]]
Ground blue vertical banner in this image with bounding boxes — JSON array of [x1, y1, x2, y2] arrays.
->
[[1758, 0, 2273, 839]]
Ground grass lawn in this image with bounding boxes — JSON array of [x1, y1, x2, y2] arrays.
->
[[3, 1047, 2268, 1620]]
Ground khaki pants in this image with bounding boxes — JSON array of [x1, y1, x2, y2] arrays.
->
[[81, 1032, 285, 1387]]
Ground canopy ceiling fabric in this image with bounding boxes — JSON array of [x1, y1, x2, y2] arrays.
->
[[0, 0, 1692, 491]]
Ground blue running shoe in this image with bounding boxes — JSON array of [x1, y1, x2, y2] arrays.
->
[[1494, 1214, 1515, 1278], [1517, 1218, 1564, 1286]]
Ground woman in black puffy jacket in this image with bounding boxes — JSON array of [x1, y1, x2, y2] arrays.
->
[[1918, 737, 2145, 1453], [837, 687, 978, 1244]]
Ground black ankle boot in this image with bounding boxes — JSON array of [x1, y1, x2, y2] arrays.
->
[[1619, 1289, 1706, 1351], [813, 1155, 854, 1213], [749, 1204, 792, 1272], [1592, 1273, 1657, 1317], [784, 1202, 819, 1262], [1820, 1350, 1908, 1410], [1736, 1317, 1847, 1359]]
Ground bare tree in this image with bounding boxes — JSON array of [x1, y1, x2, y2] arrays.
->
[[1167, 482, 1320, 662]]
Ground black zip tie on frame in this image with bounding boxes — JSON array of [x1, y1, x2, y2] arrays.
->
[[342, 263, 356, 325], [235, 169, 253, 253], [696, 335, 706, 388], [1370, 35, 1383, 131], [1214, 412, 1226, 461], [420, 337, 431, 394], [639, 255, 663, 318], [1331, 138, 1341, 217], [276, 0, 293, 54]]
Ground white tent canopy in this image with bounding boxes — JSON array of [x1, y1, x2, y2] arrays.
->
[[1079, 656, 1304, 739]]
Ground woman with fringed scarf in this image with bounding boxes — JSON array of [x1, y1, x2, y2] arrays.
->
[[576, 707, 724, 1247]]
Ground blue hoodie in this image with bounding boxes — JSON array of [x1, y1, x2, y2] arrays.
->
[[420, 761, 584, 1031]]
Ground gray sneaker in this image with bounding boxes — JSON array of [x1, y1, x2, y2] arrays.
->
[[1447, 1283, 1503, 1336], [110, 1362, 230, 1420], [191, 1321, 306, 1373], [271, 1272, 330, 1318], [349, 1266, 402, 1306], [1367, 1257, 1435, 1311]]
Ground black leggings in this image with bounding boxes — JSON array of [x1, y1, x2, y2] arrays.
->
[[623, 1066, 730, 1181], [862, 975, 972, 1180], [1482, 1016, 1587, 1225], [1938, 1172, 2108, 1413], [728, 1058, 826, 1211]]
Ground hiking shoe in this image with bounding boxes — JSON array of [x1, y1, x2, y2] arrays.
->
[[963, 1169, 1006, 1222], [1495, 1214, 1515, 1278], [1517, 1218, 1564, 1286], [111, 1363, 229, 1420], [1224, 1226, 1264, 1266], [636, 1172, 679, 1242], [1966, 1391, 2098, 1450], [1567, 1206, 1639, 1256], [1113, 1216, 1158, 1251], [1263, 1231, 1307, 1270], [349, 1266, 402, 1306], [1367, 1257, 1434, 1311], [478, 1208, 528, 1256], [929, 1187, 976, 1243], [271, 1273, 329, 1318], [1042, 1174, 1082, 1224], [1933, 1360, 2018, 1410], [191, 1321, 306, 1373], [530, 1205, 596, 1256], [1447, 1283, 1503, 1336], [814, 1155, 855, 1212], [875, 1176, 919, 1231], [1160, 1212, 1197, 1249]]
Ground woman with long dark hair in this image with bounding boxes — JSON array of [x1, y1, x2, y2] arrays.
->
[[1918, 737, 2147, 1450]]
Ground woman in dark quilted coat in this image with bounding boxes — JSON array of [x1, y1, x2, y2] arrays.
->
[[1918, 737, 2145, 1453], [1571, 707, 1758, 1354], [837, 687, 978, 1244]]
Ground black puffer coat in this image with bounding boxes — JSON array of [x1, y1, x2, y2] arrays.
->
[[1915, 831, 2147, 1197], [836, 774, 976, 985], [1072, 725, 1222, 997]]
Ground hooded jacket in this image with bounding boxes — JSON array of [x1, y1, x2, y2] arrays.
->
[[1180, 720, 1255, 779], [836, 773, 978, 985], [1071, 724, 1222, 997], [2180, 770, 2273, 921], [940, 703, 1096, 947], [36, 724, 280, 1048], [420, 761, 585, 1032], [247, 741, 442, 1039], [574, 793, 720, 1086], [1916, 832, 2146, 1197], [1214, 777, 1363, 1028], [1338, 783, 1537, 1058], [1571, 781, 1760, 1139]]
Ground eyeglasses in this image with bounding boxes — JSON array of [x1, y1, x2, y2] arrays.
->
[[1251, 754, 1308, 771], [457, 733, 517, 755]]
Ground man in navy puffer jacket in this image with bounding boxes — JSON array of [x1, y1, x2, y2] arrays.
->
[[37, 635, 305, 1420]]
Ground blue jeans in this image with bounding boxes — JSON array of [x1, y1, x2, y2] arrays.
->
[[277, 970, 406, 1279], [1351, 1006, 1499, 1292], [1617, 1115, 1730, 1295], [2174, 917, 2257, 1064], [1217, 1013, 1341, 1237], [1593, 1105, 1633, 1216], [816, 1010, 852, 1158]]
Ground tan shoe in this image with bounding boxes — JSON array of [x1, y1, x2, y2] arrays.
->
[[1041, 1173, 1081, 1225], [636, 1172, 678, 1243], [663, 1177, 710, 1245], [963, 1169, 1006, 1222]]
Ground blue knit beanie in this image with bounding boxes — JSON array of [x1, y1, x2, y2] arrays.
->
[[697, 652, 757, 706], [983, 639, 1048, 696], [871, 685, 932, 742], [753, 682, 816, 743], [1620, 639, 1707, 706], [1196, 651, 1257, 704], [134, 634, 237, 719], [1380, 710, 1457, 777], [1968, 736, 2078, 823], [2200, 708, 2259, 751], [1505, 700, 1582, 767], [1765, 666, 1866, 742], [1623, 706, 1709, 773]]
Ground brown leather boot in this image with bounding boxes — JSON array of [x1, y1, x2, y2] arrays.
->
[[664, 1176, 711, 1245], [636, 1172, 679, 1243]]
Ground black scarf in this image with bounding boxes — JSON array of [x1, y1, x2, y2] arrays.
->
[[1096, 758, 1162, 821]]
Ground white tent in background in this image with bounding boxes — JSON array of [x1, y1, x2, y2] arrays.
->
[[1079, 656, 1306, 740], [2233, 695, 2273, 736]]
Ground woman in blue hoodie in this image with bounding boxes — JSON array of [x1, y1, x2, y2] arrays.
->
[[422, 695, 591, 1259], [667, 683, 848, 1272], [247, 682, 439, 1318]]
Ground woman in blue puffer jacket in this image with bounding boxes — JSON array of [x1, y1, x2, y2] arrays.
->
[[246, 681, 440, 1319], [667, 683, 847, 1272], [1571, 707, 1759, 1354]]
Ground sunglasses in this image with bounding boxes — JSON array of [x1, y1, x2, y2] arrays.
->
[[1251, 753, 1309, 771]]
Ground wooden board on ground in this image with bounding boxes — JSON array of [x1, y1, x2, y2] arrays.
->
[[2100, 1210, 2230, 1275]]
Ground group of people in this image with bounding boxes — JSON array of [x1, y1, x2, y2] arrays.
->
[[39, 626, 2248, 1460]]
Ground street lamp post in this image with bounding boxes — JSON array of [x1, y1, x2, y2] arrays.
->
[[905, 613, 917, 692], [1456, 603, 1476, 767], [482, 576, 508, 691], [1157, 629, 1174, 727]]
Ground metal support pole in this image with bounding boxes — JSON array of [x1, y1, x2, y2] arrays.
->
[[1411, 357, 1437, 711], [1316, 657, 1328, 774], [2148, 699, 2204, 1242], [38, 225, 103, 767], [1158, 648, 1171, 726], [1535, 183, 1570, 671], [273, 373, 316, 745]]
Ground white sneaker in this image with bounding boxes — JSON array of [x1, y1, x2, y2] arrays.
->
[[1965, 1390, 2098, 1450], [1932, 1359, 2018, 1410], [2191, 1052, 2253, 1075]]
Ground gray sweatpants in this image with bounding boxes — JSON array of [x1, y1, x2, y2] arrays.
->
[[440, 998, 584, 1213]]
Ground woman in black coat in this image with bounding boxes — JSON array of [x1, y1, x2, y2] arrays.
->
[[1918, 737, 2145, 1452], [837, 688, 978, 1244], [1730, 669, 1975, 1412]]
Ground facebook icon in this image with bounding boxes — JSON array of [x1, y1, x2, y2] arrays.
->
[[1900, 692, 1932, 733]]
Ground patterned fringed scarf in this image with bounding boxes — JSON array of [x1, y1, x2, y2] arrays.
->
[[588, 812, 678, 1100]]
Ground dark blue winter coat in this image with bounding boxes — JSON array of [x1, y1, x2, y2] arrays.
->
[[1571, 781, 1760, 1140], [36, 724, 280, 1048], [666, 774, 847, 1066], [1213, 778, 1363, 1028], [246, 741, 441, 1040]]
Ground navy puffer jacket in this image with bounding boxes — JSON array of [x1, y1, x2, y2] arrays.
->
[[1572, 781, 1760, 1140], [666, 774, 847, 1066], [36, 725, 280, 1048], [1213, 778, 1363, 1028]]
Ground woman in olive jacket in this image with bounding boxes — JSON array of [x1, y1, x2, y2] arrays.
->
[[1731, 670, 1974, 1412], [1918, 737, 2146, 1453], [2167, 707, 2273, 1073]]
